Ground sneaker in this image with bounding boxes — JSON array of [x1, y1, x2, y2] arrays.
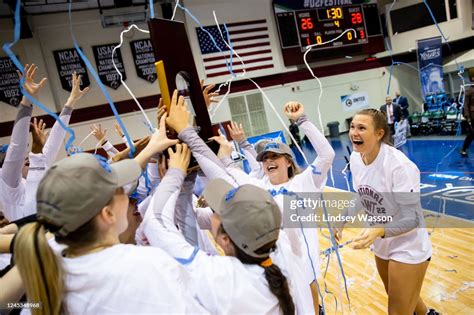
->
[[414, 309, 441, 315], [319, 305, 324, 315], [461, 150, 468, 158]]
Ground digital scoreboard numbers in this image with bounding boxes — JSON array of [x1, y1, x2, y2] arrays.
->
[[296, 5, 368, 49], [273, 0, 384, 66]]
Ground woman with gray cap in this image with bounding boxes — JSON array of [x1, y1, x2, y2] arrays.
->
[[12, 115, 207, 315], [165, 93, 335, 312], [142, 143, 314, 314]]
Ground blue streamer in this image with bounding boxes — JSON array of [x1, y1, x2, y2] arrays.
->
[[223, 23, 235, 77], [175, 246, 200, 265], [2, 0, 77, 153], [321, 197, 351, 309], [386, 63, 394, 96], [142, 167, 152, 196], [267, 187, 331, 313], [0, 144, 9, 153], [423, 0, 459, 70], [149, 0, 155, 19], [67, 0, 135, 155], [385, 1, 463, 95]]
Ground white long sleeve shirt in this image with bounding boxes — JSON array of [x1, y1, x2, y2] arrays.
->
[[1, 106, 73, 221], [142, 168, 315, 314]]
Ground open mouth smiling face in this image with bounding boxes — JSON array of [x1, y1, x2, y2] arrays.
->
[[262, 152, 290, 178]]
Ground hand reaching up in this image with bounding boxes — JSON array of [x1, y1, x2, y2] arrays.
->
[[90, 124, 107, 145], [284, 102, 305, 121], [30, 117, 48, 154], [133, 113, 180, 169], [227, 121, 246, 143], [209, 129, 233, 159], [17, 64, 47, 103], [201, 79, 219, 108], [65, 72, 89, 108], [114, 121, 125, 138], [168, 143, 191, 173], [166, 90, 190, 134]]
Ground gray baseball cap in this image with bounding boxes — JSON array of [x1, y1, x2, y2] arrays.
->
[[203, 178, 281, 258], [254, 139, 270, 155], [256, 141, 293, 162], [36, 153, 142, 237]]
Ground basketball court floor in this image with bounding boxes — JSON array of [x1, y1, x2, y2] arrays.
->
[[293, 134, 474, 314]]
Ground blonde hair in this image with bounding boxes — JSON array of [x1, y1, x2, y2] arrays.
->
[[354, 109, 392, 145], [14, 223, 64, 315], [14, 215, 100, 314]]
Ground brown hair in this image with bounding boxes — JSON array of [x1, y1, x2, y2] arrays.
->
[[354, 108, 392, 145], [284, 154, 300, 179]]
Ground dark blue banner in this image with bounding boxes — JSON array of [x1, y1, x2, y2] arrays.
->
[[417, 36, 444, 99]]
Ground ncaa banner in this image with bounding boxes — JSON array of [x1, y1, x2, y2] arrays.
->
[[417, 36, 444, 99], [340, 91, 369, 112]]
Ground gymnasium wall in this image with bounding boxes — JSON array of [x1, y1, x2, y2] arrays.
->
[[0, 0, 472, 156]]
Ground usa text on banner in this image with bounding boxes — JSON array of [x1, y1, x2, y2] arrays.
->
[[196, 19, 274, 78]]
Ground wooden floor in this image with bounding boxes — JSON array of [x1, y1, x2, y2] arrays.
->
[[316, 214, 474, 314]]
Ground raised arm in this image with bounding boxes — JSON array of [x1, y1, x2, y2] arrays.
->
[[227, 121, 262, 176], [1, 64, 46, 189], [90, 124, 119, 158], [43, 72, 89, 165], [166, 90, 239, 186], [142, 144, 198, 259], [175, 172, 199, 246], [285, 102, 335, 189]]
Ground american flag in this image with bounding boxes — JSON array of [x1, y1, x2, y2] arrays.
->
[[196, 19, 274, 78]]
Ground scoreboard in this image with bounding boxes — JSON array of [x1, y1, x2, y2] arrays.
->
[[273, 0, 385, 66], [296, 5, 367, 49]]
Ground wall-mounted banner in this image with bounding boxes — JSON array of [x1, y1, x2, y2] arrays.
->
[[53, 48, 90, 92], [340, 91, 369, 112], [92, 43, 126, 90], [0, 57, 22, 107], [417, 36, 444, 99], [130, 39, 156, 83]]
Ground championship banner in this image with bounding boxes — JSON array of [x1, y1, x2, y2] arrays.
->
[[130, 39, 156, 83], [92, 43, 126, 90], [417, 36, 444, 99], [53, 48, 90, 92], [0, 56, 22, 107], [340, 91, 369, 112]]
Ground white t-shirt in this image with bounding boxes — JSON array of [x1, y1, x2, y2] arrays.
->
[[59, 244, 207, 314], [350, 143, 432, 264]]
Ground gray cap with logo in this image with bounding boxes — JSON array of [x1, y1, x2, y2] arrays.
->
[[203, 178, 281, 258], [256, 141, 293, 162], [36, 153, 142, 237]]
